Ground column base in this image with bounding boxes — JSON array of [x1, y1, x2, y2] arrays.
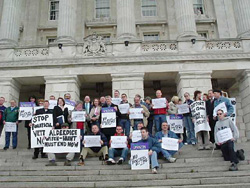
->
[[0, 39, 18, 48]]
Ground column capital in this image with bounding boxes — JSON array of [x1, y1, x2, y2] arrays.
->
[[176, 70, 212, 82]]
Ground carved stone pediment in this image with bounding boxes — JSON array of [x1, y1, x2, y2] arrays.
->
[[82, 33, 106, 56]]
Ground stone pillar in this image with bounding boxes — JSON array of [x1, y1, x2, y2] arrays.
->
[[174, 0, 198, 39], [238, 70, 250, 140], [0, 0, 23, 47], [44, 75, 80, 101], [111, 73, 144, 103], [0, 78, 21, 105], [57, 0, 77, 43], [233, 0, 250, 38], [176, 71, 212, 100], [116, 0, 136, 40]]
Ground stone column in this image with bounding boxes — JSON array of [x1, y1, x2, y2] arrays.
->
[[0, 0, 23, 47], [116, 0, 136, 40], [0, 78, 21, 105], [111, 73, 144, 103], [44, 75, 80, 101], [176, 71, 212, 100], [238, 70, 250, 140], [233, 0, 250, 38], [57, 0, 77, 44], [174, 0, 198, 39]]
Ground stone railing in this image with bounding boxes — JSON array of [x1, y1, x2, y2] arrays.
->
[[205, 40, 242, 51], [141, 42, 178, 53], [14, 47, 49, 58]]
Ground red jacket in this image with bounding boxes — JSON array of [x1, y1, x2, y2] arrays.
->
[[153, 100, 168, 115]]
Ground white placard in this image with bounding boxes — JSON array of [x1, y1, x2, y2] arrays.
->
[[229, 98, 236, 125], [31, 114, 53, 148], [131, 150, 150, 170], [43, 129, 80, 153], [162, 137, 179, 151], [72, 111, 86, 122], [18, 107, 33, 120], [112, 98, 122, 105], [33, 106, 44, 114], [132, 130, 142, 143], [49, 100, 57, 110], [129, 108, 143, 119], [152, 98, 167, 109], [177, 104, 190, 114], [111, 136, 127, 148], [5, 122, 17, 132], [101, 112, 116, 128], [216, 128, 233, 143], [213, 102, 227, 117], [167, 115, 184, 134], [84, 135, 101, 147], [190, 101, 211, 134], [118, 104, 130, 114]]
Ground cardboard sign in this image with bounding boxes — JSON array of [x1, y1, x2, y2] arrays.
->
[[33, 106, 44, 114], [118, 104, 130, 114], [229, 98, 236, 125], [18, 107, 33, 120], [129, 108, 143, 119], [71, 111, 86, 122], [162, 137, 179, 151], [111, 98, 122, 105], [84, 135, 101, 147], [177, 104, 190, 114], [131, 150, 150, 170], [43, 129, 80, 153], [213, 102, 227, 117], [152, 98, 167, 109], [217, 128, 233, 143], [5, 122, 16, 132], [167, 115, 184, 134], [111, 136, 127, 148], [49, 100, 57, 110], [132, 130, 142, 143], [31, 114, 53, 148], [101, 107, 116, 128], [65, 100, 76, 111]]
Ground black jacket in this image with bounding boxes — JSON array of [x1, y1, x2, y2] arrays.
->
[[53, 106, 69, 129], [85, 131, 108, 153]]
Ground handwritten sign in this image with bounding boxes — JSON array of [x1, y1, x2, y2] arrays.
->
[[84, 135, 101, 147], [118, 104, 130, 114], [65, 100, 75, 111], [49, 100, 57, 110], [101, 107, 116, 128], [229, 98, 236, 125], [131, 145, 149, 170], [43, 129, 80, 153], [129, 108, 143, 119], [131, 130, 142, 143], [191, 101, 211, 134], [217, 128, 233, 143], [18, 107, 33, 120], [5, 122, 16, 132], [111, 98, 122, 105], [152, 98, 167, 109], [111, 136, 127, 148], [177, 104, 190, 114], [162, 137, 179, 151], [71, 111, 86, 122], [167, 115, 184, 134], [213, 102, 227, 117], [31, 114, 53, 148]]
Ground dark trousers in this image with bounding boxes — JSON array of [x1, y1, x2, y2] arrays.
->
[[34, 148, 45, 157], [0, 124, 3, 137], [221, 140, 239, 164], [26, 127, 31, 148], [209, 118, 216, 143]]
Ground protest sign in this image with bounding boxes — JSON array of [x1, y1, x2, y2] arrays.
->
[[229, 98, 236, 125], [152, 98, 167, 109], [131, 143, 149, 170], [111, 98, 122, 105], [132, 130, 142, 143], [18, 107, 33, 120], [49, 100, 57, 110], [43, 129, 80, 153], [33, 106, 44, 114], [5, 122, 16, 132], [71, 111, 86, 122], [101, 107, 116, 128], [111, 136, 127, 148], [129, 108, 143, 119], [118, 104, 130, 114], [217, 128, 233, 143], [213, 102, 227, 117], [65, 100, 76, 111], [190, 101, 211, 134], [31, 114, 53, 148], [84, 135, 101, 147], [20, 102, 35, 107], [177, 104, 190, 114], [162, 137, 179, 151], [167, 115, 184, 134]]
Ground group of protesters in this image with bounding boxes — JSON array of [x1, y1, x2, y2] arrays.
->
[[0, 88, 244, 173]]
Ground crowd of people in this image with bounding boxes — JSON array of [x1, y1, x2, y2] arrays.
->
[[0, 89, 245, 173]]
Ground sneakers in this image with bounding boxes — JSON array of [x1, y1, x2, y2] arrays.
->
[[107, 158, 116, 165], [64, 160, 71, 166], [236, 149, 245, 161], [229, 163, 238, 171], [168, 157, 177, 163], [152, 168, 158, 174], [117, 158, 124, 165], [204, 146, 211, 150], [45, 160, 57, 166], [198, 146, 204, 150], [77, 156, 85, 166], [191, 142, 196, 146]]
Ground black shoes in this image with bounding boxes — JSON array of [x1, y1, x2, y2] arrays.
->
[[229, 163, 238, 171], [236, 149, 245, 161], [3, 147, 8, 150]]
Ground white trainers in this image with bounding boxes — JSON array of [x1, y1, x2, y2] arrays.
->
[[107, 158, 116, 165], [152, 168, 158, 174], [168, 157, 177, 163]]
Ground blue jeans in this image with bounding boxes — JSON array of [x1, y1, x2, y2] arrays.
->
[[154, 114, 166, 132], [183, 115, 196, 144], [119, 119, 131, 137], [161, 143, 183, 159], [109, 147, 128, 161], [150, 151, 159, 169], [5, 129, 18, 148], [147, 120, 153, 134]]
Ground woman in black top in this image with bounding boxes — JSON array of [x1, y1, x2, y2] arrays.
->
[[53, 97, 69, 129]]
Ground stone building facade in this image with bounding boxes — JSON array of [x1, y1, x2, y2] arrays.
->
[[0, 0, 249, 142]]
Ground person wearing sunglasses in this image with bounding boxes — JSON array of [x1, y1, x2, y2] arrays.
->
[[214, 109, 240, 171]]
